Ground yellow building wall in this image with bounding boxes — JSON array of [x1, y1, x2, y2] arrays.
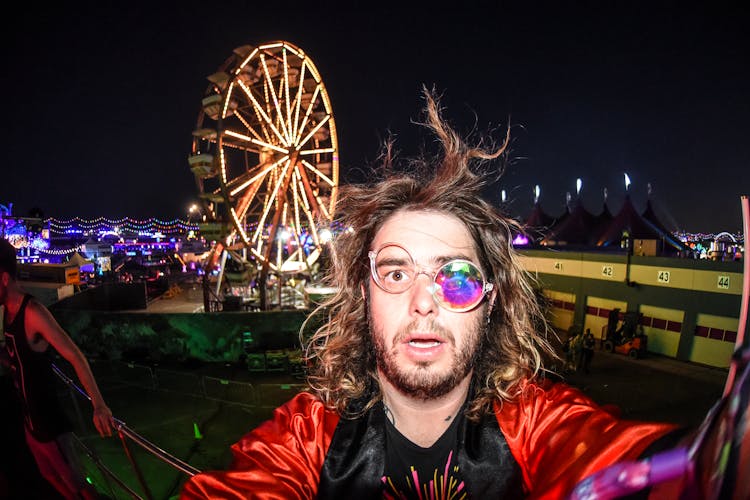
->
[[690, 313, 738, 368], [543, 290, 576, 332], [639, 304, 684, 357], [584, 297, 627, 340], [520, 255, 742, 296]]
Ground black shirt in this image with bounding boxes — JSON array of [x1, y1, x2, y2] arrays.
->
[[383, 410, 466, 498], [3, 294, 71, 442]]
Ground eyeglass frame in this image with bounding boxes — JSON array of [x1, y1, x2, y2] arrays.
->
[[367, 243, 494, 312]]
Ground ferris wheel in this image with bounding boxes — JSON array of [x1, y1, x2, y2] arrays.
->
[[189, 41, 338, 308]]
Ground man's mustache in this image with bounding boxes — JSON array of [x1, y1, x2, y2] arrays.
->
[[393, 319, 455, 347]]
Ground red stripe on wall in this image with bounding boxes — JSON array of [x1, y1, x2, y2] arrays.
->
[[724, 331, 737, 343], [709, 328, 724, 340], [695, 326, 709, 337], [652, 318, 667, 330], [666, 321, 682, 332]]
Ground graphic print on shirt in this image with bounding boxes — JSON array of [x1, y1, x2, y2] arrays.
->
[[381, 449, 466, 500]]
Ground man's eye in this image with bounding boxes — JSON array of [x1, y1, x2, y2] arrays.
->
[[384, 269, 409, 283]]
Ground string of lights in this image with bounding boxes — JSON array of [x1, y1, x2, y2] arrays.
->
[[46, 217, 199, 235]]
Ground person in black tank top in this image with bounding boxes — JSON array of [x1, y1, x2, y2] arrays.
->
[[4, 294, 73, 441], [1, 239, 114, 499]]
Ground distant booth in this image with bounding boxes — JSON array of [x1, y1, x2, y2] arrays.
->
[[16, 261, 80, 306]]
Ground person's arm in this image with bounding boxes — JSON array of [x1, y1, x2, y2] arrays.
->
[[26, 300, 114, 437], [495, 380, 680, 499], [180, 392, 339, 499]]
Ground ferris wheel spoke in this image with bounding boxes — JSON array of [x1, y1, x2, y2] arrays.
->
[[297, 183, 321, 246], [294, 164, 331, 222], [234, 177, 264, 224], [291, 62, 307, 140], [260, 54, 291, 144], [226, 157, 284, 198], [283, 50, 292, 132], [315, 195, 332, 221], [223, 129, 264, 153], [232, 109, 265, 143], [297, 116, 331, 150], [294, 85, 322, 145], [250, 248, 278, 272], [251, 161, 293, 244], [238, 79, 288, 146], [300, 159, 336, 187], [229, 207, 251, 244]]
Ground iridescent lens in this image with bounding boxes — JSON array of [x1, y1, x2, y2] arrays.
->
[[368, 244, 491, 312], [434, 261, 485, 310]]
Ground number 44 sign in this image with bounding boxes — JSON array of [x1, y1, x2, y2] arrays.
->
[[718, 275, 730, 289]]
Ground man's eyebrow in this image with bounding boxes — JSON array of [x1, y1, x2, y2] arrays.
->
[[430, 253, 475, 265], [375, 255, 411, 266]]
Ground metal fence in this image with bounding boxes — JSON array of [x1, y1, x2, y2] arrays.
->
[[51, 358, 308, 499]]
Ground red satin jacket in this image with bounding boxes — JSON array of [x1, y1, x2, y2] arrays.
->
[[180, 380, 677, 499]]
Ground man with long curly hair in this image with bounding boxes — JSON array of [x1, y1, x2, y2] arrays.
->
[[181, 90, 681, 499]]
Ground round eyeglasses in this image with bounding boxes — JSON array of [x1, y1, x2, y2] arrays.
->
[[368, 243, 494, 312]]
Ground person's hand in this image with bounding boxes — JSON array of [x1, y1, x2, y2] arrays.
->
[[93, 404, 114, 437]]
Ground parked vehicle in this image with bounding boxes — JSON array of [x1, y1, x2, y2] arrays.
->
[[602, 309, 648, 358]]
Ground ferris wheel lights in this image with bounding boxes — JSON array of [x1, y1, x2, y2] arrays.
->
[[229, 156, 288, 197], [319, 228, 333, 244], [248, 137, 288, 154], [236, 46, 260, 68], [237, 79, 288, 145], [298, 115, 330, 149], [300, 148, 335, 156], [259, 42, 284, 50], [192, 42, 337, 302], [301, 159, 334, 186]]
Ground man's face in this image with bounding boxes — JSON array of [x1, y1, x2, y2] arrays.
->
[[367, 210, 488, 400]]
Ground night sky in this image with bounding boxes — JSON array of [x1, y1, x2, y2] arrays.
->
[[2, 2, 748, 233]]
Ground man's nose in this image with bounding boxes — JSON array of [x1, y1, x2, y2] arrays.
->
[[409, 272, 437, 315]]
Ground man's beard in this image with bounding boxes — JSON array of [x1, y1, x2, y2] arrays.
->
[[370, 313, 483, 400]]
